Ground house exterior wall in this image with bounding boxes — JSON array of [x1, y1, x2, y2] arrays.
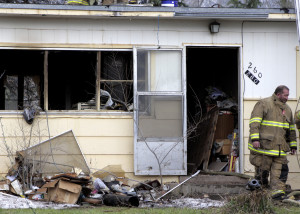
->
[[242, 22, 300, 189], [0, 15, 299, 186], [244, 46, 300, 189], [0, 17, 243, 47]]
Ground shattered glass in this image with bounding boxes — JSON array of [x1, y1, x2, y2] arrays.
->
[[4, 76, 18, 110], [4, 75, 40, 110], [23, 76, 40, 108]]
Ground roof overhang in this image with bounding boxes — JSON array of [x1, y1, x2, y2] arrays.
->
[[0, 4, 296, 21]]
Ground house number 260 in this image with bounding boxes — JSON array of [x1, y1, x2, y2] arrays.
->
[[248, 62, 262, 78]]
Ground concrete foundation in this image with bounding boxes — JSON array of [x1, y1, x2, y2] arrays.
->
[[165, 174, 249, 198]]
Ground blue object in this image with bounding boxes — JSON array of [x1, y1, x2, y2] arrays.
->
[[161, 0, 178, 7]]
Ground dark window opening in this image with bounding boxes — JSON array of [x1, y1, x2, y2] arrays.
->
[[48, 51, 97, 110], [0, 49, 133, 112], [101, 51, 133, 110], [0, 50, 44, 110]]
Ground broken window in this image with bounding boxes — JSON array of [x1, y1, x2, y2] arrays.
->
[[101, 51, 133, 111], [0, 50, 44, 110], [0, 49, 133, 112], [48, 51, 97, 110]]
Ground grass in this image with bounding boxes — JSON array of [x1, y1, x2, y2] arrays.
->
[[0, 205, 300, 214], [221, 190, 275, 214]]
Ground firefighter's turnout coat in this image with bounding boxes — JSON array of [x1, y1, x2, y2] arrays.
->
[[295, 110, 300, 133], [249, 93, 297, 156]]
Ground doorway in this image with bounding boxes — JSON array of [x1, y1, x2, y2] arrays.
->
[[186, 47, 240, 173]]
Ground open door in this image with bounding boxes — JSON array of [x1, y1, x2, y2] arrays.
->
[[133, 48, 186, 175]]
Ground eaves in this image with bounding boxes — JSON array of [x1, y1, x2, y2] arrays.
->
[[0, 4, 296, 21]]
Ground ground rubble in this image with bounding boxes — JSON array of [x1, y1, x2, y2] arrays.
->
[[0, 192, 79, 209], [0, 131, 226, 210], [140, 197, 225, 209], [0, 151, 226, 210], [0, 191, 225, 210]]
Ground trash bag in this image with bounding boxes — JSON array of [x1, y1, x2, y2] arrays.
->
[[23, 107, 36, 124]]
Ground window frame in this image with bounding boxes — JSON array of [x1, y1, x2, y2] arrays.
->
[[133, 47, 187, 175]]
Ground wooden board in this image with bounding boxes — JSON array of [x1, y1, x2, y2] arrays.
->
[[188, 107, 219, 172]]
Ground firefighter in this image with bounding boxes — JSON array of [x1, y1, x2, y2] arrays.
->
[[248, 85, 297, 200]]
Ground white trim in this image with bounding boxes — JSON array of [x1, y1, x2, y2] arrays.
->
[[0, 47, 133, 51], [0, 111, 133, 116], [183, 44, 242, 48], [238, 46, 244, 173]]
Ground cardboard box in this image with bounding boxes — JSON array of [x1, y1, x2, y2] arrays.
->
[[0, 180, 9, 191], [10, 180, 23, 195], [214, 114, 234, 139], [43, 179, 82, 204], [215, 139, 232, 155]]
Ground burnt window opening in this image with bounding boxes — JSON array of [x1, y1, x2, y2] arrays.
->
[[0, 50, 44, 110], [48, 50, 133, 111], [101, 51, 133, 111], [48, 51, 97, 110], [0, 49, 133, 112]]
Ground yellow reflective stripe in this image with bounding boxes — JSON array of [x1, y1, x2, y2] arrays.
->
[[248, 143, 286, 156], [272, 190, 285, 195], [290, 124, 295, 130], [290, 141, 297, 147], [297, 111, 300, 119], [67, 0, 89, 5], [261, 120, 289, 128], [250, 133, 259, 139], [249, 117, 262, 124]]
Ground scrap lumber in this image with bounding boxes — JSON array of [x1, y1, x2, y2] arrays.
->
[[282, 199, 300, 206], [188, 107, 219, 171]]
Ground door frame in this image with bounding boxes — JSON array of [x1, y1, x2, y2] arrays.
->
[[184, 44, 244, 173]]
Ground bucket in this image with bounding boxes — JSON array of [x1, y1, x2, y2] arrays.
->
[[161, 0, 178, 7]]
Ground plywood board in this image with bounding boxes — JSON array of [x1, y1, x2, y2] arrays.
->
[[188, 107, 219, 171]]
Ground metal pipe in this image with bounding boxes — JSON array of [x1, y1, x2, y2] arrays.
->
[[155, 170, 200, 201]]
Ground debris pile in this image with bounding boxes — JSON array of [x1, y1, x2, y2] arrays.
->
[[0, 130, 165, 209], [0, 154, 159, 208], [0, 130, 226, 210]]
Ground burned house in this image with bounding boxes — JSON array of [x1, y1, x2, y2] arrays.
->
[[0, 3, 299, 192]]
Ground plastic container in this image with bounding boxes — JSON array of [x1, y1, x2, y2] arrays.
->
[[161, 0, 178, 7]]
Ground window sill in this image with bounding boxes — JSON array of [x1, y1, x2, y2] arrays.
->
[[0, 110, 133, 116]]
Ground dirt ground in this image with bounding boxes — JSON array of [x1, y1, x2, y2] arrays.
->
[[140, 197, 225, 209]]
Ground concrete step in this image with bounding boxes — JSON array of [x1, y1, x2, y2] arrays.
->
[[165, 174, 249, 197]]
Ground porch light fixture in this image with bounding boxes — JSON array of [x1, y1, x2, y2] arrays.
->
[[209, 21, 220, 33]]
